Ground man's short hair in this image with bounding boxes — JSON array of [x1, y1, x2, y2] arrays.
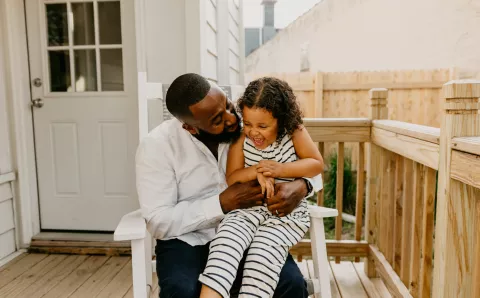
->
[[165, 73, 211, 119]]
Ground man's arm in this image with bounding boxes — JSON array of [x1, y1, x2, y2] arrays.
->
[[136, 136, 265, 239], [136, 138, 224, 239]]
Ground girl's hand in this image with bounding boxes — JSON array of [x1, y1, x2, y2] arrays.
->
[[257, 160, 284, 178], [257, 173, 275, 199]]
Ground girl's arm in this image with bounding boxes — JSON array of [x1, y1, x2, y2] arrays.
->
[[226, 133, 259, 186], [257, 126, 324, 178]]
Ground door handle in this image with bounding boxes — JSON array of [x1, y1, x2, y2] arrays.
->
[[31, 98, 44, 108]]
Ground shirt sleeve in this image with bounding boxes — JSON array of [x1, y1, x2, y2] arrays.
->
[[135, 136, 224, 240]]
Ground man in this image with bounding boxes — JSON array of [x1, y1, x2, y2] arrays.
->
[[136, 73, 321, 298]]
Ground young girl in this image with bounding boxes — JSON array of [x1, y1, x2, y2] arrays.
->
[[199, 77, 324, 298]]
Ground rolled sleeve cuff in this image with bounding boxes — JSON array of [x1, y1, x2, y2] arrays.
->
[[202, 195, 225, 223], [304, 174, 323, 197]]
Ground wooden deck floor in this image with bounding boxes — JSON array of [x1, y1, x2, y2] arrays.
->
[[0, 254, 390, 298]]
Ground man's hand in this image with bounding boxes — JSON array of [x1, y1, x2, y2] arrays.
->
[[219, 180, 264, 214], [265, 179, 308, 217]]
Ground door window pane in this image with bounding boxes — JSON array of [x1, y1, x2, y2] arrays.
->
[[72, 3, 95, 45], [100, 49, 123, 91], [75, 50, 97, 92], [46, 4, 69, 46], [98, 1, 122, 44], [49, 51, 72, 92]]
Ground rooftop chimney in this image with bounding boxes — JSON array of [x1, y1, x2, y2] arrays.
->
[[262, 0, 277, 27], [261, 0, 277, 44]]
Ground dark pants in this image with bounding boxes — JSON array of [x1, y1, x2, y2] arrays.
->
[[155, 239, 308, 298]]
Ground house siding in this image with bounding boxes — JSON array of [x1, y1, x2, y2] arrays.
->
[[245, 0, 480, 79], [0, 24, 17, 261], [205, 0, 219, 82], [227, 0, 241, 84]]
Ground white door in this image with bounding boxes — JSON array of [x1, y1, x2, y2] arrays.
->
[[26, 0, 139, 231]]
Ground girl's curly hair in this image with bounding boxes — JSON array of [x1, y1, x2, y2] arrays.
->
[[237, 77, 303, 141]]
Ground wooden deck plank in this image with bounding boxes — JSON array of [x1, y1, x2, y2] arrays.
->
[[0, 252, 27, 273], [16, 255, 88, 298], [0, 254, 67, 297], [69, 256, 130, 298], [330, 261, 368, 298], [353, 262, 383, 298], [0, 253, 48, 289], [307, 260, 341, 298], [123, 274, 158, 298], [1, 254, 389, 298], [123, 286, 134, 298], [371, 278, 392, 298], [96, 260, 133, 297], [150, 274, 159, 298], [42, 256, 109, 298]]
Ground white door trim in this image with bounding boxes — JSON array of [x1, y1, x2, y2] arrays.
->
[[0, 0, 41, 248]]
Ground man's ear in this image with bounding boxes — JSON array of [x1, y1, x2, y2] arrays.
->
[[182, 123, 199, 135]]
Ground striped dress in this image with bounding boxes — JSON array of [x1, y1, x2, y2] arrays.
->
[[199, 133, 310, 298]]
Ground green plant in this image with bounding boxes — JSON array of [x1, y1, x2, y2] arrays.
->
[[323, 150, 357, 214], [309, 150, 357, 238]]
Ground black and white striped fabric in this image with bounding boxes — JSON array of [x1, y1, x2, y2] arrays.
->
[[198, 134, 310, 298], [243, 134, 297, 184]]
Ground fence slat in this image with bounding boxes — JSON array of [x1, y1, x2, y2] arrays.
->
[[335, 142, 345, 263], [393, 155, 404, 273], [409, 163, 425, 297], [418, 167, 436, 298], [365, 88, 388, 277], [400, 159, 414, 286], [355, 142, 365, 262], [386, 154, 396, 265], [317, 142, 325, 206], [473, 199, 480, 298], [379, 149, 390, 256]]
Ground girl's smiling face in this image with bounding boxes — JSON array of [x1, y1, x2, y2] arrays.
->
[[242, 107, 278, 149]]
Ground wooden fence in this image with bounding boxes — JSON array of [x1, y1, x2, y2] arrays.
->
[[291, 80, 480, 298], [246, 69, 456, 169], [245, 69, 456, 127]]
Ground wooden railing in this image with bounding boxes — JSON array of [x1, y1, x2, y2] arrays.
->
[[292, 80, 480, 298]]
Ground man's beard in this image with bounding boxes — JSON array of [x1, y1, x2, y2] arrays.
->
[[197, 110, 242, 144]]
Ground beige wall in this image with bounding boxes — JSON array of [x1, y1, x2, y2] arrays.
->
[[246, 0, 480, 78]]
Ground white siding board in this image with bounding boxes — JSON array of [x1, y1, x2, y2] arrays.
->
[[229, 68, 239, 85], [228, 0, 239, 24], [0, 183, 13, 203], [0, 199, 15, 235], [206, 25, 218, 56], [205, 52, 218, 81], [229, 34, 239, 55], [206, 0, 217, 30], [229, 50, 240, 71], [228, 17, 239, 40], [0, 229, 16, 261]]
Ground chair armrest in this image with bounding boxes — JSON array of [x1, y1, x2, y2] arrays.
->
[[308, 205, 338, 218], [114, 209, 147, 241]]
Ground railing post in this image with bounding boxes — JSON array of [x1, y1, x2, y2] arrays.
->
[[365, 88, 388, 277], [433, 80, 480, 298]]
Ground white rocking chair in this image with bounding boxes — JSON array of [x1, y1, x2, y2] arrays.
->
[[114, 205, 337, 298]]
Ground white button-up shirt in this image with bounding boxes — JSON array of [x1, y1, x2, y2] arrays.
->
[[136, 118, 322, 246]]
